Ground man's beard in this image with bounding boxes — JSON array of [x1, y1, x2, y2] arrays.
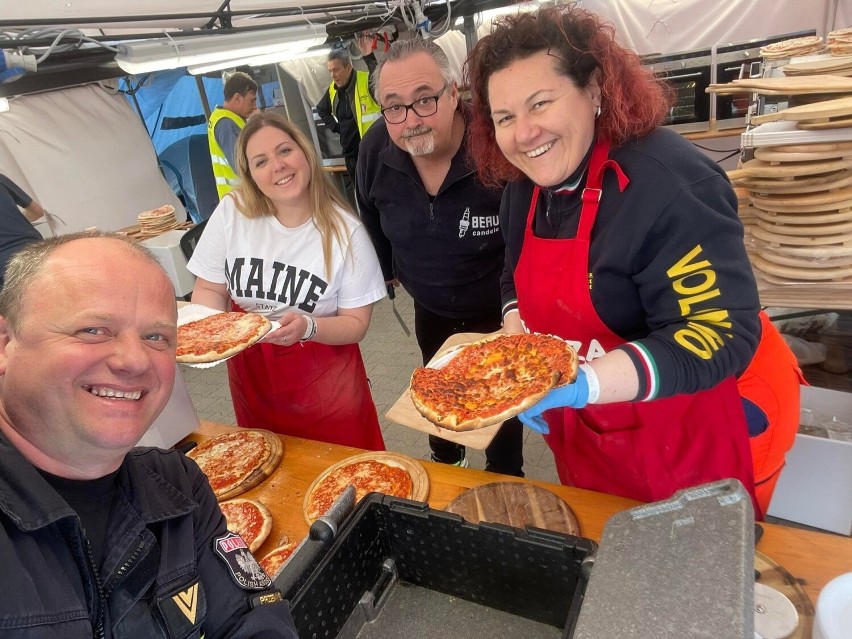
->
[[402, 125, 435, 157]]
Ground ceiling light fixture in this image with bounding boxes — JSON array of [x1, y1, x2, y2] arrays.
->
[[186, 44, 331, 75], [114, 24, 327, 74]]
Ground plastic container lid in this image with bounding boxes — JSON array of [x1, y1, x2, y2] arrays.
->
[[814, 572, 852, 639]]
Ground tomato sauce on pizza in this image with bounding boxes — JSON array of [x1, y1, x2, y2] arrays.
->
[[410, 333, 578, 431], [306, 460, 413, 522], [187, 430, 272, 498], [177, 311, 271, 364]]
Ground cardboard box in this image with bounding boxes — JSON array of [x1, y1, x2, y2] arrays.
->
[[767, 386, 852, 535], [141, 229, 196, 297]]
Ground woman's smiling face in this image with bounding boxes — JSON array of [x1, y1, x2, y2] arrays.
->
[[246, 125, 312, 212], [488, 50, 600, 188]]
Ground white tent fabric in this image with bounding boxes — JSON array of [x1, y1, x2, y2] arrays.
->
[[0, 84, 186, 233]]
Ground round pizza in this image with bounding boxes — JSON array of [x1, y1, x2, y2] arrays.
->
[[259, 542, 299, 578], [410, 332, 578, 431], [177, 311, 271, 364], [186, 429, 280, 500], [219, 498, 272, 553], [305, 458, 414, 523]]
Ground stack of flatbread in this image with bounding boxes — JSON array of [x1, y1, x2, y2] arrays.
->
[[137, 205, 181, 237], [828, 27, 852, 57], [760, 36, 825, 61]]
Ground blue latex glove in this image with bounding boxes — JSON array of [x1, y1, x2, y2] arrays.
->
[[518, 368, 590, 434]]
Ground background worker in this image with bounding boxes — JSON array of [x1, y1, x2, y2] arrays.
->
[[0, 172, 48, 287], [208, 71, 258, 200], [358, 38, 524, 475], [465, 4, 802, 515], [0, 232, 298, 637], [315, 37, 382, 188]]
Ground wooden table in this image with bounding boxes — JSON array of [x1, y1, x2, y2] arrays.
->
[[187, 421, 852, 610]]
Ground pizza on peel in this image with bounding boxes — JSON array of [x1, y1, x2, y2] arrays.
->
[[409, 332, 578, 431], [186, 429, 280, 500], [177, 311, 271, 364], [218, 498, 272, 553]]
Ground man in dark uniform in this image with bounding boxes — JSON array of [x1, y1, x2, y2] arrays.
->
[[0, 232, 299, 638]]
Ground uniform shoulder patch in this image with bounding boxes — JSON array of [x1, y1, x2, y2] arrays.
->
[[214, 531, 272, 591]]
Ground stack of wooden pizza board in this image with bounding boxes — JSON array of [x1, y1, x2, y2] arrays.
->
[[385, 332, 504, 450], [727, 143, 852, 285]]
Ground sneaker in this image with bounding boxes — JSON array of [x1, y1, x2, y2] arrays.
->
[[427, 453, 469, 468]]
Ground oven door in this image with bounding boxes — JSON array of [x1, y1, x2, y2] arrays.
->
[[655, 66, 712, 132], [714, 59, 762, 127]]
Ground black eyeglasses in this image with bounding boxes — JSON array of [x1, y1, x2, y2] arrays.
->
[[380, 85, 448, 124]]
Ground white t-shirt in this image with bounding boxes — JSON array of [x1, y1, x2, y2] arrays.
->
[[187, 196, 386, 320]]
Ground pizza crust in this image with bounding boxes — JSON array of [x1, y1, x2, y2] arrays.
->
[[177, 312, 272, 364], [259, 541, 298, 578], [409, 333, 578, 432]]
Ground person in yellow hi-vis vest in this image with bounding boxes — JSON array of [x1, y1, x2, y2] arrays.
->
[[315, 37, 381, 188], [208, 71, 258, 200]]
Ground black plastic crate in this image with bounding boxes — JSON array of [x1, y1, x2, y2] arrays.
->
[[282, 494, 597, 639]]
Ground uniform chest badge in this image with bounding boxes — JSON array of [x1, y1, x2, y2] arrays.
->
[[214, 532, 272, 591]]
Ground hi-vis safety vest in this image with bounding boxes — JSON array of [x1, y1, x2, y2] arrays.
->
[[208, 107, 246, 199], [328, 69, 381, 138]]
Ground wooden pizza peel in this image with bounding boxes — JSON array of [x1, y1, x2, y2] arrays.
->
[[385, 332, 504, 450], [750, 96, 852, 126], [215, 429, 284, 501], [706, 74, 852, 95], [445, 481, 580, 536]]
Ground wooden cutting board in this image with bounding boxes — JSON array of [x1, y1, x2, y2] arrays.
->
[[445, 481, 580, 536], [209, 429, 284, 501], [750, 185, 852, 207], [706, 74, 852, 95], [797, 115, 852, 130], [782, 56, 852, 75], [754, 551, 814, 639], [751, 224, 852, 246], [753, 253, 852, 280], [751, 95, 852, 125], [728, 157, 852, 180], [732, 169, 852, 194], [385, 332, 502, 450], [754, 207, 852, 224], [753, 144, 852, 162], [302, 451, 429, 524]]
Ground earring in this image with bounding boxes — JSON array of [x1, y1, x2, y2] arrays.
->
[[595, 106, 601, 118]]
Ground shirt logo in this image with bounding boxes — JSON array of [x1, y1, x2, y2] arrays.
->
[[173, 583, 199, 624], [459, 207, 470, 238]]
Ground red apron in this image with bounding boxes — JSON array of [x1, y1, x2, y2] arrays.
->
[[514, 139, 759, 513], [226, 303, 384, 451], [738, 311, 804, 513]]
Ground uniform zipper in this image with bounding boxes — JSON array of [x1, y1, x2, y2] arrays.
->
[[86, 537, 146, 639]]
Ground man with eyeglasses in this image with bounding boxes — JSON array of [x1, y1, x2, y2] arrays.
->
[[357, 38, 524, 476]]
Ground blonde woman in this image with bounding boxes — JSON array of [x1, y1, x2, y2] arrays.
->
[[188, 111, 386, 449]]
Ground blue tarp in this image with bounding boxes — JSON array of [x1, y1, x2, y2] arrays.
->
[[121, 70, 277, 221]]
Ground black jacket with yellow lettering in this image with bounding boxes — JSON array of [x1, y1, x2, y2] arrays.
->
[[0, 431, 298, 639], [500, 127, 760, 400]]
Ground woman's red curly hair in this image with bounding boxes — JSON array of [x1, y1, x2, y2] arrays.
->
[[465, 3, 671, 189]]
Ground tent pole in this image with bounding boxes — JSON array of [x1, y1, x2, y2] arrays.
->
[[195, 76, 212, 119]]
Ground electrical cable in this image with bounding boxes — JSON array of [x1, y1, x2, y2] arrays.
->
[[691, 142, 742, 153]]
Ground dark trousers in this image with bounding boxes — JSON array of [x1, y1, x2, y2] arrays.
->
[[413, 300, 524, 477]]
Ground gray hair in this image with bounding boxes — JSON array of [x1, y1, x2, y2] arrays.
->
[[0, 231, 161, 333], [327, 48, 352, 67], [371, 38, 456, 101]]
